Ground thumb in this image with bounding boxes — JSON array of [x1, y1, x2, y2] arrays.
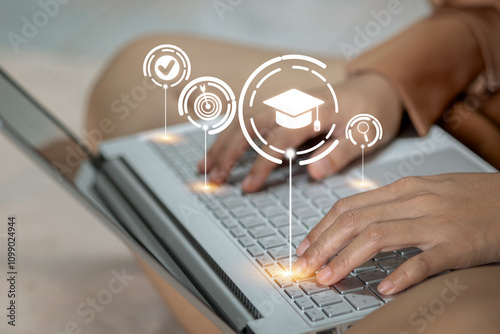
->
[[307, 138, 360, 180]]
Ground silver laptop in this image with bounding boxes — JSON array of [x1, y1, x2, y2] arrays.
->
[[0, 68, 496, 334]]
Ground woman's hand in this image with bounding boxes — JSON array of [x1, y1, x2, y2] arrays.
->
[[198, 73, 403, 192], [293, 173, 500, 295]]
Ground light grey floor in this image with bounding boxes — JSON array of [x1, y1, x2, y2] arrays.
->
[[0, 1, 430, 333]]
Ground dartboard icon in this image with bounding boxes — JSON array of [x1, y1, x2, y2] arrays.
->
[[178, 76, 236, 135]]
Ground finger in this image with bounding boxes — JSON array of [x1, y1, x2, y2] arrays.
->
[[200, 111, 271, 177], [377, 245, 454, 294], [241, 125, 315, 193], [293, 201, 418, 277], [296, 178, 424, 256], [315, 219, 425, 285]]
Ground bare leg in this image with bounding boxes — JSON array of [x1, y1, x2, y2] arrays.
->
[[346, 266, 500, 334]]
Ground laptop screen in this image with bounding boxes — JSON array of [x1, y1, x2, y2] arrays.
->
[[0, 68, 98, 183]]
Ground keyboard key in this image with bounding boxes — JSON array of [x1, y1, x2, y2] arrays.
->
[[275, 276, 294, 288], [249, 193, 276, 207], [221, 218, 238, 229], [278, 258, 296, 272], [345, 289, 381, 310], [265, 265, 285, 278], [373, 252, 397, 262], [260, 205, 285, 217], [299, 280, 330, 295], [258, 236, 286, 249], [238, 236, 254, 248], [229, 227, 246, 238], [221, 197, 244, 208], [305, 308, 324, 322], [378, 257, 405, 273], [311, 290, 342, 307], [353, 260, 377, 273], [357, 270, 387, 285], [333, 276, 364, 294], [269, 215, 292, 228], [278, 224, 307, 238], [303, 185, 329, 199], [268, 246, 292, 261], [369, 283, 398, 303], [247, 245, 264, 257], [230, 205, 255, 218], [239, 216, 265, 229], [322, 302, 353, 318], [397, 247, 421, 257], [249, 225, 276, 239], [213, 210, 230, 219], [256, 255, 273, 267], [284, 286, 303, 299], [302, 217, 321, 229], [294, 298, 314, 310], [293, 205, 317, 220]]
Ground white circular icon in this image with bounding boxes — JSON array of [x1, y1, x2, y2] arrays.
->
[[143, 44, 191, 88], [178, 76, 236, 135], [345, 114, 383, 147], [239, 55, 339, 166]]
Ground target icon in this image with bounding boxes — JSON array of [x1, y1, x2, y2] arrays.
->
[[194, 90, 222, 121], [178, 76, 236, 135]]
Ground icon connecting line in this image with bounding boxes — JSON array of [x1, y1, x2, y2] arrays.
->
[[164, 85, 168, 138], [285, 149, 295, 273], [361, 144, 365, 185], [203, 125, 208, 188]]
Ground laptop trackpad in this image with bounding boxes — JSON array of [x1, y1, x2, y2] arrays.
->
[[365, 149, 484, 186]]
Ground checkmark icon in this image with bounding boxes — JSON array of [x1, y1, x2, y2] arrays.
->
[[158, 60, 176, 77]]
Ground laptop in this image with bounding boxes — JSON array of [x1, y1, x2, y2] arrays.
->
[[0, 67, 496, 334]]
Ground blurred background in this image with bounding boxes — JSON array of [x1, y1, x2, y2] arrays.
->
[[0, 1, 430, 333]]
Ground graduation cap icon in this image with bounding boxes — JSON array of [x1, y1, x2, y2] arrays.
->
[[263, 89, 325, 132]]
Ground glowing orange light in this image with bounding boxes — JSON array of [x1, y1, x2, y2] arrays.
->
[[348, 178, 377, 190], [150, 133, 184, 144], [188, 181, 221, 194]]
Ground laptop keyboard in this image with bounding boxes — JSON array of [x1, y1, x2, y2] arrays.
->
[[149, 130, 421, 324]]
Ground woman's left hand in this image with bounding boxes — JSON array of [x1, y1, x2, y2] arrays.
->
[[292, 172, 500, 295]]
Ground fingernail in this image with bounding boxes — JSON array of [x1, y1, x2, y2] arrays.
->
[[292, 257, 307, 276], [378, 279, 394, 294], [242, 175, 255, 191], [296, 239, 310, 256], [317, 267, 332, 284], [311, 159, 333, 179]]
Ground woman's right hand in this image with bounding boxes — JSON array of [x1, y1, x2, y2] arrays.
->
[[199, 73, 404, 192]]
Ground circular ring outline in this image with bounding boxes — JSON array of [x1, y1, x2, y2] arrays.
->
[[143, 44, 191, 88], [178, 76, 237, 135], [345, 113, 383, 148], [238, 55, 339, 166]]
